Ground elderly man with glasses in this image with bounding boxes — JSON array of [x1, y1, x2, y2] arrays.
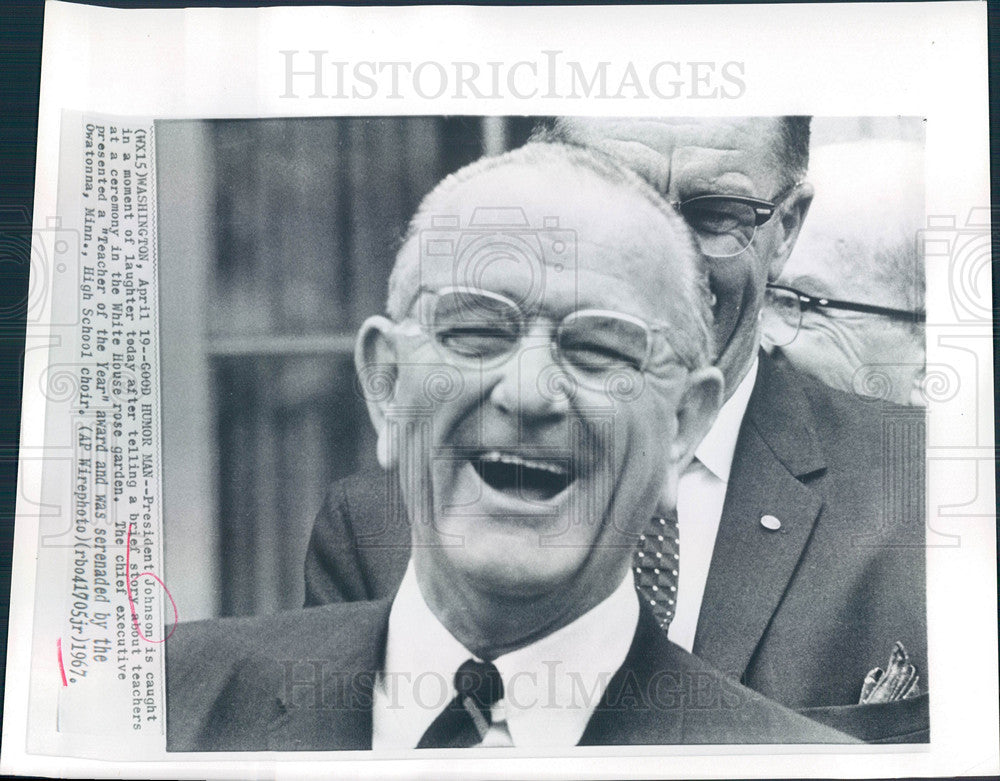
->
[[303, 118, 928, 743], [165, 142, 853, 750], [765, 139, 927, 406]]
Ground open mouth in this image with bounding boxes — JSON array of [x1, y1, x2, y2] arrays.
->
[[473, 451, 574, 503]]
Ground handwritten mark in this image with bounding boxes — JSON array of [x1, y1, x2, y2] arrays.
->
[[57, 638, 68, 686], [126, 523, 179, 643]]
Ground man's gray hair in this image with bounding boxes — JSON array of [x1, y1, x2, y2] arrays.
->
[[777, 116, 811, 186], [386, 141, 716, 369]]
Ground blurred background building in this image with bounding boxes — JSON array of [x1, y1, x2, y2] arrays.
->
[[158, 116, 535, 620]]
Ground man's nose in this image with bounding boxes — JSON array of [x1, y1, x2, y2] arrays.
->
[[488, 331, 572, 421]]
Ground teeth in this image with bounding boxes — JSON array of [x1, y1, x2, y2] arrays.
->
[[479, 450, 569, 476]]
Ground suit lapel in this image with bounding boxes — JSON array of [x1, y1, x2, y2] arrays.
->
[[579, 605, 686, 745], [261, 600, 392, 751], [693, 354, 825, 680]]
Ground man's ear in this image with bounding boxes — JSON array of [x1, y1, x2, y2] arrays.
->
[[355, 316, 400, 470], [908, 364, 928, 408], [658, 366, 723, 512], [768, 182, 814, 280], [668, 366, 725, 471]]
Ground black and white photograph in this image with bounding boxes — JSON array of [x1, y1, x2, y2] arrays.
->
[[157, 115, 928, 750], [2, 3, 994, 778]]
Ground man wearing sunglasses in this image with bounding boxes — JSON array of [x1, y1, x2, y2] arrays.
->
[[303, 117, 928, 743], [166, 143, 852, 749]]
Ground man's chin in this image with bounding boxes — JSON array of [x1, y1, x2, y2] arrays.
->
[[449, 539, 581, 600], [710, 280, 763, 397], [715, 334, 759, 398]]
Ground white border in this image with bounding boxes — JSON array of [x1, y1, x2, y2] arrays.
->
[[4, 2, 995, 778]]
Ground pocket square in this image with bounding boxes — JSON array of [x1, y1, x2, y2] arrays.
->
[[859, 641, 920, 704]]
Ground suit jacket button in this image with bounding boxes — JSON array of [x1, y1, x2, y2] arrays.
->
[[760, 514, 782, 531]]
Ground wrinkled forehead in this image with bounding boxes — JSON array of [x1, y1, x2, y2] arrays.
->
[[555, 117, 786, 194], [399, 160, 696, 312]]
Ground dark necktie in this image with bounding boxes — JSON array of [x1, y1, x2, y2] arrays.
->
[[416, 659, 505, 748], [633, 511, 680, 632]]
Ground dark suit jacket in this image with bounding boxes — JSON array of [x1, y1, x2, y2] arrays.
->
[[165, 600, 854, 750], [302, 353, 929, 743]]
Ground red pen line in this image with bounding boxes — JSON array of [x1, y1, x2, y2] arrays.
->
[[146, 571, 179, 641], [126, 523, 178, 643], [57, 638, 68, 686]]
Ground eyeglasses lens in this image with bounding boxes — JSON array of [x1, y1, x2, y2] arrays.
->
[[679, 199, 758, 258], [762, 287, 802, 347], [557, 314, 649, 374], [431, 290, 521, 360], [430, 291, 650, 375]]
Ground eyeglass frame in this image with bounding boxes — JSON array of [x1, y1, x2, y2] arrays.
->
[[391, 284, 697, 377], [670, 181, 806, 258], [766, 282, 927, 323]]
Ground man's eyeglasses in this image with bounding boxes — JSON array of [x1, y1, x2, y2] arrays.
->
[[397, 286, 693, 384], [672, 182, 804, 259], [763, 283, 927, 347]]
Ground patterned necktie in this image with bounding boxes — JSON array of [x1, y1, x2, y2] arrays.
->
[[632, 511, 680, 633], [416, 659, 505, 748]]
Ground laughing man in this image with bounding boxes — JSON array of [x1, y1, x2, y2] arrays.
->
[[166, 142, 851, 750]]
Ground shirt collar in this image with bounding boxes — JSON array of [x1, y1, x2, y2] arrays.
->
[[491, 569, 638, 747], [694, 356, 759, 483], [377, 563, 470, 749], [376, 561, 639, 748]]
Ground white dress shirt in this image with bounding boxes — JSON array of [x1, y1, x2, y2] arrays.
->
[[667, 357, 758, 652], [372, 562, 639, 749]]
